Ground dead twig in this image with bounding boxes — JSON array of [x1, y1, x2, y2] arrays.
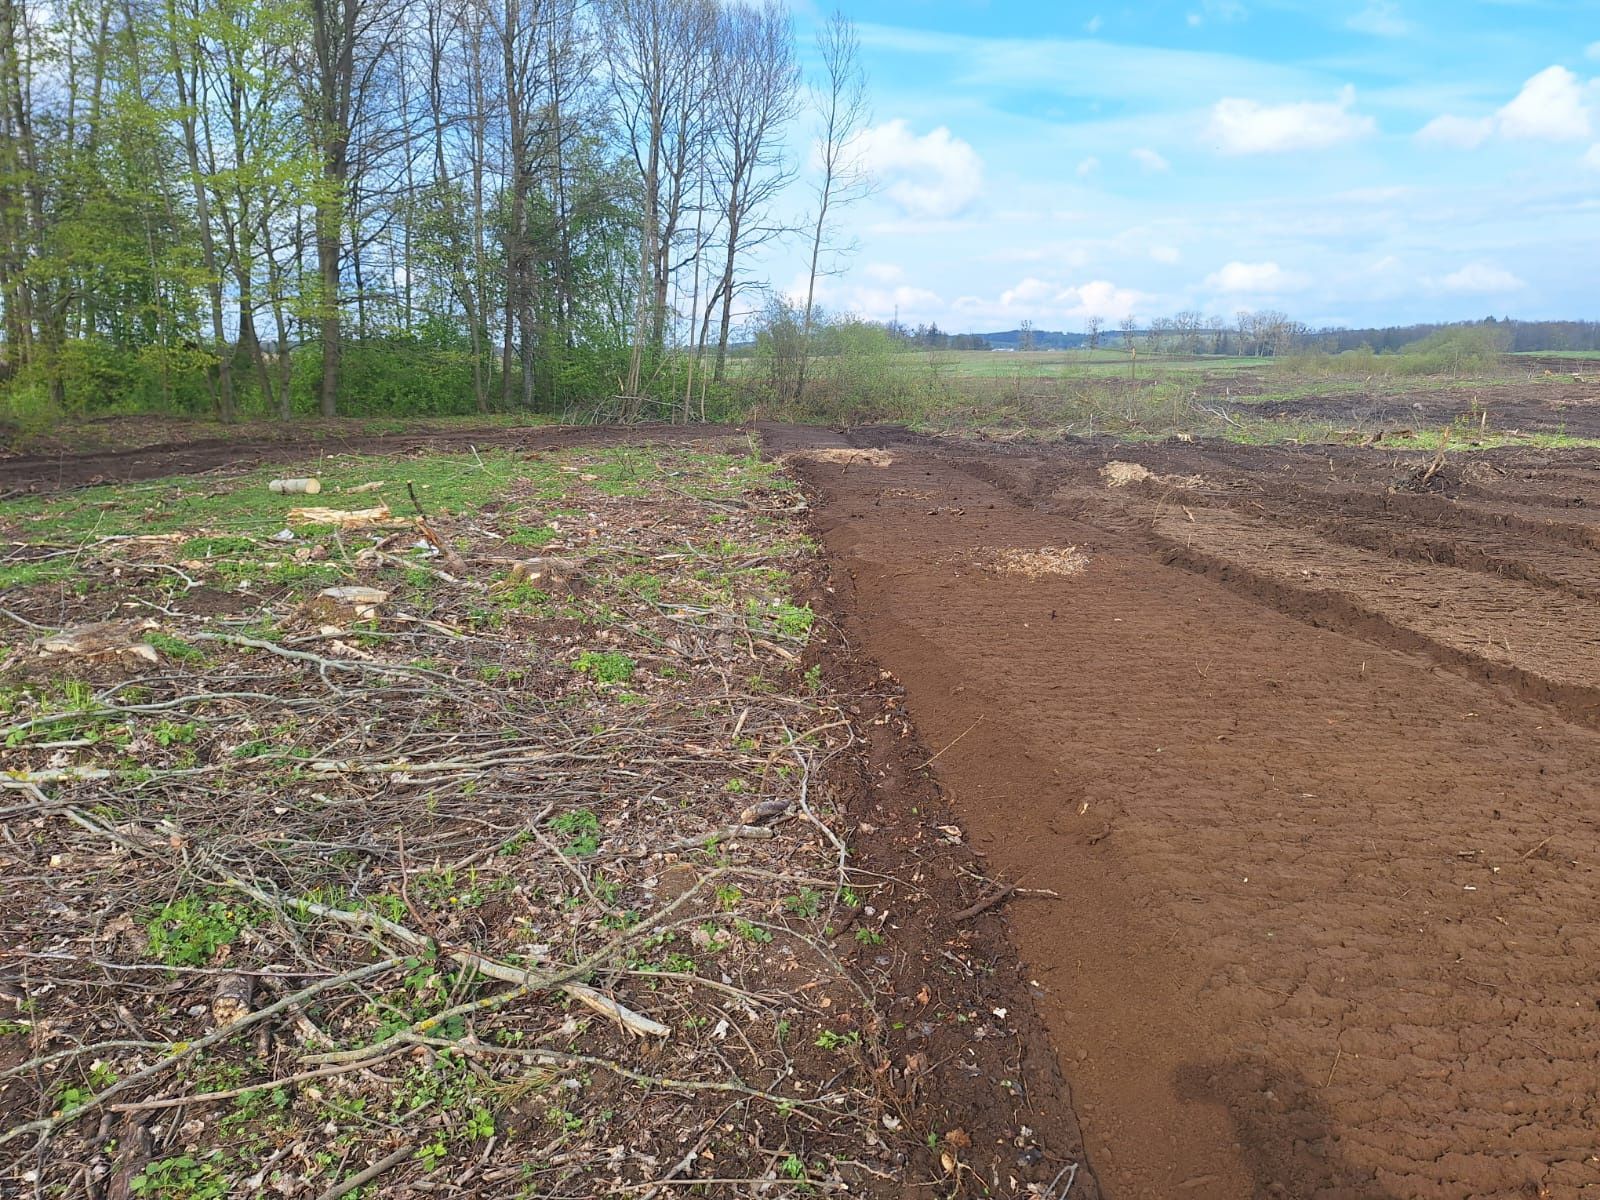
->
[[107, 1049, 407, 1112], [915, 716, 985, 770], [313, 1143, 416, 1200], [951, 884, 1017, 922]]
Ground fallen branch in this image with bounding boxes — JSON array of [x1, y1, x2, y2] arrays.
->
[[0, 958, 405, 1149], [1419, 428, 1452, 487], [314, 1143, 416, 1200], [915, 716, 984, 770], [951, 884, 1017, 922], [619, 824, 775, 858], [407, 482, 468, 575], [189, 632, 450, 682], [107, 1049, 406, 1113], [222, 876, 671, 1039], [952, 883, 1060, 923], [401, 1034, 849, 1111]]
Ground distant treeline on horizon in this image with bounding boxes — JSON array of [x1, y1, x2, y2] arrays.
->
[[868, 317, 1600, 356]]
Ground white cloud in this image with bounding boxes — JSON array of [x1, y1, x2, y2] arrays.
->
[[1204, 261, 1308, 293], [1587, 41, 1600, 62], [1497, 66, 1592, 141], [797, 273, 945, 323], [1188, 0, 1246, 25], [1085, 15, 1103, 34], [1347, 2, 1411, 37], [1419, 66, 1595, 148], [1585, 144, 1600, 170], [1438, 263, 1526, 294], [1076, 156, 1101, 178], [1417, 113, 1493, 148], [1000, 277, 1057, 308], [1131, 147, 1171, 172], [863, 262, 906, 284], [1208, 86, 1377, 154], [958, 276, 1149, 326], [1068, 280, 1146, 319], [1149, 245, 1182, 264], [855, 119, 984, 219]]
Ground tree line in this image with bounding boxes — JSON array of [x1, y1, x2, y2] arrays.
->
[[0, 0, 871, 424]]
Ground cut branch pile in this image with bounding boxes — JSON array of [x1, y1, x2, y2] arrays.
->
[[0, 441, 904, 1198]]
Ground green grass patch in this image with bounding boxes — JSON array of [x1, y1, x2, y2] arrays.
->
[[0, 558, 75, 589], [1, 449, 531, 544], [572, 651, 636, 684], [145, 896, 260, 967], [506, 523, 561, 548]]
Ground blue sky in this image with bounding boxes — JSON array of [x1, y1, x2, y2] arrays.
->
[[771, 0, 1600, 332]]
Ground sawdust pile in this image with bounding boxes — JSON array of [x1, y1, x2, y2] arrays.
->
[[1100, 461, 1207, 491], [1101, 461, 1153, 487], [986, 545, 1091, 579], [793, 448, 894, 468]]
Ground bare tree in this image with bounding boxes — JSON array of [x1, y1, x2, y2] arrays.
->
[[300, 0, 399, 416], [1085, 314, 1102, 352], [164, 0, 239, 421], [794, 9, 868, 405], [1236, 310, 1257, 357], [704, 0, 797, 383], [490, 0, 547, 409], [605, 0, 718, 407]]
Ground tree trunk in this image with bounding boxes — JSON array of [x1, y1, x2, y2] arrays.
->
[[317, 201, 341, 418]]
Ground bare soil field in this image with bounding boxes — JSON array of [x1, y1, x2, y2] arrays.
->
[[771, 423, 1600, 1200], [1235, 376, 1600, 440]]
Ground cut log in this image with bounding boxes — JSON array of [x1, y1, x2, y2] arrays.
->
[[212, 973, 253, 1025], [269, 478, 322, 495], [317, 587, 390, 619], [287, 505, 396, 528], [501, 556, 587, 596], [39, 619, 159, 663]]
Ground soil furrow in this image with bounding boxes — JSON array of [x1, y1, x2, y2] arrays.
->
[[768, 423, 1600, 1200]]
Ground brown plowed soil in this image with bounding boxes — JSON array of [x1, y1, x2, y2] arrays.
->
[[1242, 377, 1600, 438], [767, 423, 1600, 1200]]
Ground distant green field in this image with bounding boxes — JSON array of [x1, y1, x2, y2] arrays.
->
[[1512, 350, 1600, 360], [927, 349, 1267, 378]]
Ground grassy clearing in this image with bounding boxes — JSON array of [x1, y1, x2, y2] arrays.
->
[[1359, 428, 1600, 452], [0, 438, 914, 1197], [833, 351, 1586, 452], [2, 410, 563, 456]]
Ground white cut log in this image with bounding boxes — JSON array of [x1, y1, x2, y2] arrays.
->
[[317, 587, 391, 619], [287, 505, 394, 528], [269, 478, 322, 495]]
